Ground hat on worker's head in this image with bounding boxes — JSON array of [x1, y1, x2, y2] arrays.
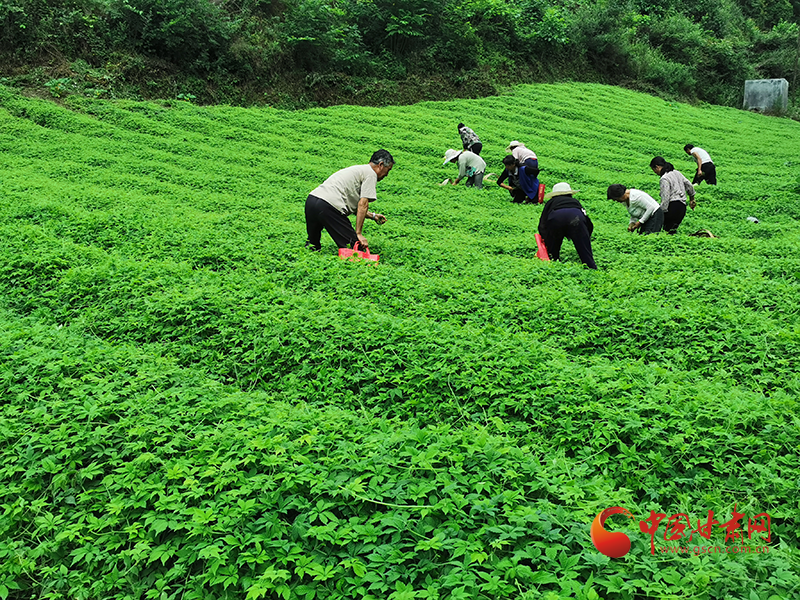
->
[[505, 140, 524, 152], [443, 149, 462, 164], [544, 182, 580, 199]]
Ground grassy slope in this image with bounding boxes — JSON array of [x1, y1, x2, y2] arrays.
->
[[0, 84, 799, 600]]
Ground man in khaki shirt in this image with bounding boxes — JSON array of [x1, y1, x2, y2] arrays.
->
[[305, 150, 393, 251]]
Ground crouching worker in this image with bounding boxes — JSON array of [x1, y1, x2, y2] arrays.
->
[[507, 141, 541, 200], [538, 182, 597, 269], [497, 154, 540, 203], [607, 184, 663, 235], [443, 148, 486, 188], [305, 149, 393, 252]]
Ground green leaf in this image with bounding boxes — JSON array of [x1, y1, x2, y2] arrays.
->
[[530, 571, 559, 585]]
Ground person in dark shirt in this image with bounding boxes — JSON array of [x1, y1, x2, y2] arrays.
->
[[538, 182, 597, 269], [497, 155, 539, 203]]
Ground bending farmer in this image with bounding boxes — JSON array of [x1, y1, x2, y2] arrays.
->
[[607, 184, 663, 235], [684, 144, 717, 185], [304, 149, 393, 251], [538, 182, 597, 269], [457, 123, 482, 155], [497, 142, 540, 203], [444, 148, 486, 188]]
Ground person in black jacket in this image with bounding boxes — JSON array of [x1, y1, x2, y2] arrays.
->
[[538, 181, 597, 269]]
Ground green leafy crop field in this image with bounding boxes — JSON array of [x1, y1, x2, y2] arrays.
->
[[1, 83, 799, 600]]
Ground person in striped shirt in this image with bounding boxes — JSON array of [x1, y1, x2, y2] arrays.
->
[[650, 156, 696, 234]]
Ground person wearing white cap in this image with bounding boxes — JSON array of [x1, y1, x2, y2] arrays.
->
[[506, 140, 537, 164], [443, 148, 486, 189], [538, 182, 597, 269]]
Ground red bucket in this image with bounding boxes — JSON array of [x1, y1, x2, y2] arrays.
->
[[338, 241, 379, 263], [535, 234, 550, 261]]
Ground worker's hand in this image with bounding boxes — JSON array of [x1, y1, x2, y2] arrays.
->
[[357, 233, 369, 248], [373, 213, 387, 225], [628, 222, 640, 232], [689, 198, 696, 210]]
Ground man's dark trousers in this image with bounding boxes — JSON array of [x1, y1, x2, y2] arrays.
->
[[305, 194, 359, 250]]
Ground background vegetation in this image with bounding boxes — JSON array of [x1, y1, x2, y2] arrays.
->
[[1, 82, 799, 599], [2, 0, 800, 107]]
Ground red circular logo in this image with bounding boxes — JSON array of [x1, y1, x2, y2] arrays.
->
[[591, 507, 633, 558]]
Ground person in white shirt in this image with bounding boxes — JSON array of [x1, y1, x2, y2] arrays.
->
[[443, 148, 486, 188], [607, 184, 663, 235], [683, 144, 717, 185], [305, 149, 393, 252]]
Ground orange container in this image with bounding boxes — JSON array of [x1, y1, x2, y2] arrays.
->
[[338, 241, 379, 262], [535, 234, 550, 261]]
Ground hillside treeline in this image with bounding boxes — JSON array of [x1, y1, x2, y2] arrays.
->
[[1, 0, 799, 107]]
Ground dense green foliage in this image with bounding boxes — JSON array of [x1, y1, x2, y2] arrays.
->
[[2, 0, 800, 107], [1, 83, 800, 599]]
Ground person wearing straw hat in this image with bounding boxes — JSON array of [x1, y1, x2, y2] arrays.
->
[[443, 148, 486, 189], [304, 149, 393, 252], [497, 141, 540, 203], [538, 182, 597, 269], [606, 184, 663, 235]]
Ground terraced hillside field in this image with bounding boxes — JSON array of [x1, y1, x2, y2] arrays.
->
[[1, 83, 799, 600]]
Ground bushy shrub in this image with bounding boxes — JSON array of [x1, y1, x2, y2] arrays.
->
[[106, 0, 233, 70], [739, 0, 795, 28], [1, 0, 800, 107], [276, 0, 371, 74], [569, 1, 638, 78], [751, 19, 800, 80], [696, 36, 756, 104], [0, 0, 110, 60], [628, 44, 698, 97], [645, 13, 707, 64]]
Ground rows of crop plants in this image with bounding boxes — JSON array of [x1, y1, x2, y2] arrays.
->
[[1, 83, 799, 600]]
